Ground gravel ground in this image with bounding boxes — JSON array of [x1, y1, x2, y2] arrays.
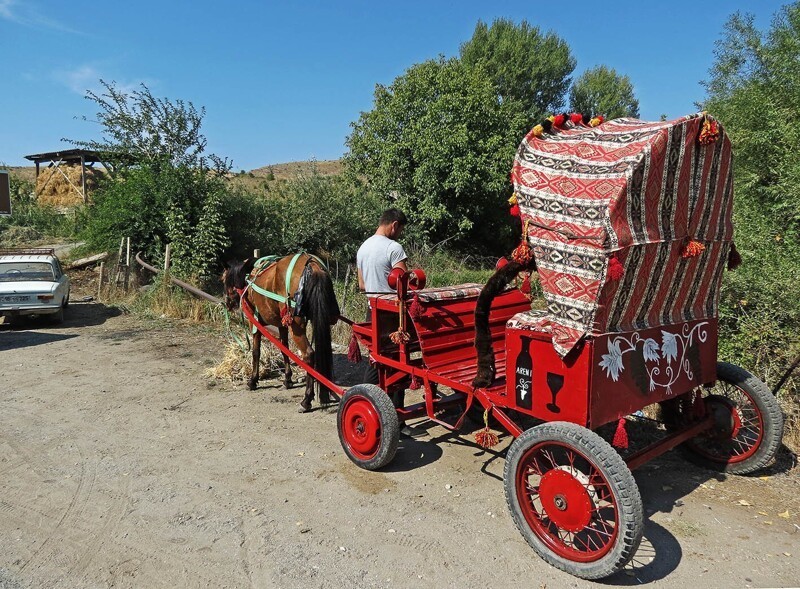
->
[[0, 296, 798, 589]]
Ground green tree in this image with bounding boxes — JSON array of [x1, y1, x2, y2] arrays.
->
[[68, 80, 230, 173], [703, 4, 800, 394], [569, 66, 640, 119], [345, 57, 526, 249], [460, 18, 575, 126], [73, 82, 232, 280]]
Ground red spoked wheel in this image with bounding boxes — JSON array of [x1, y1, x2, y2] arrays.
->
[[683, 362, 783, 474], [337, 384, 399, 470], [504, 422, 643, 580]]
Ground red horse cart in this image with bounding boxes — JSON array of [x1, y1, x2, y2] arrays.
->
[[241, 113, 784, 580]]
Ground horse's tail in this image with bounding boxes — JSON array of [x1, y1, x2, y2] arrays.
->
[[305, 266, 340, 403]]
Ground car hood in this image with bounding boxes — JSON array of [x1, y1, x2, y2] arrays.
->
[[0, 282, 58, 294]]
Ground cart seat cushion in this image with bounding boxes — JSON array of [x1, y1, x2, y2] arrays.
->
[[373, 283, 509, 303], [416, 283, 484, 302], [507, 310, 551, 331]]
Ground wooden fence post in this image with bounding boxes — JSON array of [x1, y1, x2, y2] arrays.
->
[[123, 237, 131, 291], [97, 261, 105, 301], [164, 243, 172, 272]]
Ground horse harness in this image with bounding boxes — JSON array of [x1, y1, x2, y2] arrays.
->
[[244, 253, 326, 325]]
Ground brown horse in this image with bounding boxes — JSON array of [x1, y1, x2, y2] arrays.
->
[[222, 254, 340, 412]]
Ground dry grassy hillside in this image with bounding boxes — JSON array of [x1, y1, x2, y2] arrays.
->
[[7, 159, 344, 196]]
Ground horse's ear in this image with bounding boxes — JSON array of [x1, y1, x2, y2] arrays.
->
[[242, 258, 256, 275]]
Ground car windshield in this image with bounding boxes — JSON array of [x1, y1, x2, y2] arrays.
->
[[0, 261, 56, 282]]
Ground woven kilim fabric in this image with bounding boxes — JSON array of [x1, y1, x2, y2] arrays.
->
[[511, 113, 733, 357]]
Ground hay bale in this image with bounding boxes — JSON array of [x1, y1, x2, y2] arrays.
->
[[35, 165, 102, 207]]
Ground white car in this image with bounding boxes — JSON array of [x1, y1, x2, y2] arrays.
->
[[0, 249, 70, 324]]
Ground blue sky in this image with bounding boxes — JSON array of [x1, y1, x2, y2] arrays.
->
[[0, 0, 786, 171]]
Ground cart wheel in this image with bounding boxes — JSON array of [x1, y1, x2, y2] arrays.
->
[[337, 384, 399, 470], [504, 422, 643, 580], [682, 361, 784, 474]]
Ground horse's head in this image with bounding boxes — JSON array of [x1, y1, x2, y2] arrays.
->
[[221, 258, 254, 311]]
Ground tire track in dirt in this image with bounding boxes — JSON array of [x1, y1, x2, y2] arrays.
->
[[18, 447, 91, 575]]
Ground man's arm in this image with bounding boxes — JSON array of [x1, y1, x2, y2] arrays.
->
[[357, 268, 366, 292], [393, 260, 408, 272]]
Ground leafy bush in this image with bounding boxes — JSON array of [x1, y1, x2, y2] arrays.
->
[[0, 172, 76, 243]]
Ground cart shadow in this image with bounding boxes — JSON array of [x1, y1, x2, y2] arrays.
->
[[602, 519, 682, 585]]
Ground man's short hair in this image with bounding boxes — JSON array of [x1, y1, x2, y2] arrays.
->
[[379, 208, 408, 227]]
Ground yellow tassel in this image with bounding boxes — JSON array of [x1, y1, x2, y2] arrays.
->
[[590, 117, 602, 127], [532, 125, 544, 137], [508, 193, 518, 206], [547, 115, 555, 122]]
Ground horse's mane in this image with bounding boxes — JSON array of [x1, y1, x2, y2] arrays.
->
[[227, 258, 255, 290]]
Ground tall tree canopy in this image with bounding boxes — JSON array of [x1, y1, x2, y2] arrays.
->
[[569, 66, 640, 119], [704, 5, 800, 228], [69, 80, 230, 173], [345, 57, 526, 248], [703, 3, 800, 378], [460, 18, 576, 127]]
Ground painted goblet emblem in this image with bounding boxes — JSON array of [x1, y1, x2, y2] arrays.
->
[[546, 372, 564, 413]]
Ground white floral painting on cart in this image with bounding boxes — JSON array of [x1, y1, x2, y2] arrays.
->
[[598, 322, 709, 394]]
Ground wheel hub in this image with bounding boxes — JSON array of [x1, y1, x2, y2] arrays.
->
[[539, 469, 593, 532], [705, 395, 742, 440]]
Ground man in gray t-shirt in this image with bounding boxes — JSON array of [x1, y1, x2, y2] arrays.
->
[[357, 208, 408, 293]]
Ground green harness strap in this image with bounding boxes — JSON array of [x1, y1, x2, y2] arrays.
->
[[245, 252, 327, 307]]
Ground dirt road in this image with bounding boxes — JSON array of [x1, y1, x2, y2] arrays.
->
[[1, 300, 798, 589]]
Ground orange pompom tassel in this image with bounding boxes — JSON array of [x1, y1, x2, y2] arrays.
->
[[608, 255, 625, 280], [389, 329, 410, 345], [698, 117, 719, 145], [347, 331, 362, 363], [612, 418, 629, 449], [682, 239, 706, 258], [280, 305, 293, 327], [512, 241, 532, 265], [512, 220, 533, 264], [408, 292, 423, 320]]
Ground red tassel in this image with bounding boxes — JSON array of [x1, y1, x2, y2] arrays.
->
[[409, 292, 423, 320], [510, 203, 520, 217], [409, 375, 422, 390], [612, 418, 629, 449], [280, 305, 293, 327], [475, 428, 499, 449], [520, 273, 531, 294], [608, 255, 625, 280], [553, 114, 566, 128], [570, 112, 583, 123], [347, 331, 362, 363], [682, 239, 706, 258], [728, 242, 742, 270]]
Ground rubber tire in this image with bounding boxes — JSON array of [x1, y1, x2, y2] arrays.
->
[[682, 361, 784, 475], [504, 422, 644, 580], [337, 384, 399, 471], [51, 305, 64, 324]]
